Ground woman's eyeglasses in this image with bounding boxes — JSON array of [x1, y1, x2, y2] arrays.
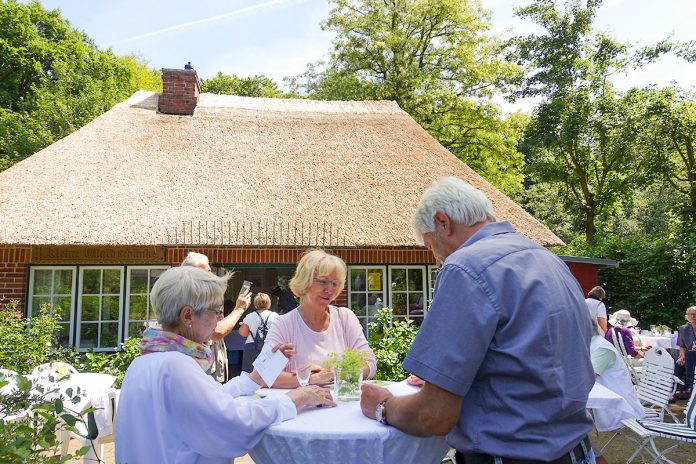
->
[[205, 304, 224, 315], [314, 278, 340, 289]]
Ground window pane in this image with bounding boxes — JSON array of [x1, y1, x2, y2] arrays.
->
[[409, 292, 425, 316], [351, 269, 366, 291], [150, 269, 166, 289], [55, 270, 73, 294], [129, 322, 146, 338], [33, 270, 52, 295], [32, 296, 50, 313], [407, 269, 423, 291], [102, 296, 120, 320], [351, 294, 366, 317], [100, 323, 118, 347], [366, 293, 384, 317], [81, 296, 99, 321], [82, 270, 101, 294], [103, 270, 121, 294], [129, 295, 148, 320], [129, 269, 148, 294], [367, 270, 383, 291], [56, 324, 70, 346], [80, 324, 98, 349], [392, 293, 407, 315], [391, 269, 406, 291], [54, 296, 72, 321]]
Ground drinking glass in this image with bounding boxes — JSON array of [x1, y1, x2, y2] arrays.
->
[[295, 356, 312, 387]]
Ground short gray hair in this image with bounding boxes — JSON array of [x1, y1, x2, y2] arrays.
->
[[181, 251, 209, 268], [412, 177, 496, 244], [151, 266, 230, 327], [588, 286, 606, 300]]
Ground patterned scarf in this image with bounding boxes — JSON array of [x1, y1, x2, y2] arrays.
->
[[140, 327, 213, 372]]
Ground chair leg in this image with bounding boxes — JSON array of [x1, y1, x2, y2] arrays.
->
[[58, 429, 71, 457], [81, 441, 103, 463]]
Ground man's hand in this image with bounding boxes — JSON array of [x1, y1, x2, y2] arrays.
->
[[360, 384, 392, 420], [406, 374, 424, 387]]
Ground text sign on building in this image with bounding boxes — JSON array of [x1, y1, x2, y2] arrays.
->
[[32, 246, 166, 264]]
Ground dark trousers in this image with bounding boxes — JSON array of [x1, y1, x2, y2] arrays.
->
[[454, 436, 592, 464], [686, 351, 696, 390]]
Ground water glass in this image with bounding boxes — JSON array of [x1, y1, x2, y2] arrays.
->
[[295, 356, 312, 387]]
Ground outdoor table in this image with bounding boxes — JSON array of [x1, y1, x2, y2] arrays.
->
[[249, 381, 449, 464], [586, 382, 637, 432], [640, 334, 677, 350]]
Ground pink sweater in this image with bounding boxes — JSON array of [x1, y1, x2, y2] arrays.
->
[[265, 305, 377, 378]]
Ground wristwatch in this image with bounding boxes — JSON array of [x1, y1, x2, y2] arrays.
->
[[375, 397, 390, 425]]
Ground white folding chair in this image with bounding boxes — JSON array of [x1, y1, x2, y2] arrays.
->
[[639, 348, 683, 423], [610, 328, 642, 385], [31, 362, 78, 393], [622, 372, 696, 463]]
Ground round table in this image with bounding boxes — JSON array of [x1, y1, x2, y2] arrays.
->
[[640, 334, 677, 350], [249, 381, 449, 464]]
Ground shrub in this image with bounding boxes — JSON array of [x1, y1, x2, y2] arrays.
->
[[0, 302, 61, 374], [367, 307, 419, 381]]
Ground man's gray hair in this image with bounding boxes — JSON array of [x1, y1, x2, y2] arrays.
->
[[151, 266, 230, 327], [181, 251, 209, 268], [412, 177, 496, 244]]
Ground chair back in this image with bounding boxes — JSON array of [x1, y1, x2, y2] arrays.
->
[[685, 372, 696, 430], [610, 328, 641, 385], [636, 348, 675, 416]]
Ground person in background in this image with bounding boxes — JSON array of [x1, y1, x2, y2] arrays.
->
[[181, 251, 250, 383], [265, 249, 376, 387], [115, 265, 334, 464], [239, 292, 279, 373], [360, 177, 595, 463], [605, 310, 647, 359], [676, 305, 696, 396], [586, 286, 608, 335]]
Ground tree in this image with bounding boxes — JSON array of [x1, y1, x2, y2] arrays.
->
[[287, 0, 526, 197], [513, 0, 653, 243], [0, 1, 160, 171], [201, 72, 282, 98]]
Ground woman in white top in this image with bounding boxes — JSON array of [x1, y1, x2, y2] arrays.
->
[[585, 286, 608, 335], [115, 266, 335, 464], [239, 292, 279, 372]]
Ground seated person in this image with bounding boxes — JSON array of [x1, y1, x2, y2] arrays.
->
[[115, 266, 334, 464], [605, 310, 647, 359], [266, 249, 377, 387], [676, 305, 696, 396]]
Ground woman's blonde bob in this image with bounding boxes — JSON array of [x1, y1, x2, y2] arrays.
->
[[254, 292, 272, 311], [289, 249, 346, 301]]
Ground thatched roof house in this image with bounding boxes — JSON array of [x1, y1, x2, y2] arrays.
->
[[0, 68, 595, 353]]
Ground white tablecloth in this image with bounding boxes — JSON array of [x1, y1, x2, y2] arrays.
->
[[250, 381, 449, 464], [587, 382, 638, 432], [640, 334, 677, 350]]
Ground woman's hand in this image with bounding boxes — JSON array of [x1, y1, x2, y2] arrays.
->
[[271, 343, 295, 360], [309, 367, 334, 386], [287, 385, 336, 410], [236, 289, 251, 311]]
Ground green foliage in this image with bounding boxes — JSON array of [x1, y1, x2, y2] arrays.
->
[[201, 72, 283, 97], [0, 0, 160, 171], [0, 302, 61, 374], [287, 0, 526, 197], [563, 232, 694, 328], [367, 307, 419, 381], [324, 348, 369, 373], [0, 372, 90, 463]]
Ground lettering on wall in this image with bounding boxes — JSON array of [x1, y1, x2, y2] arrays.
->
[[32, 246, 166, 263]]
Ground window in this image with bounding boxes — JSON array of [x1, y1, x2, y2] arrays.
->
[[77, 267, 124, 351], [347, 266, 386, 335], [125, 266, 169, 338], [389, 266, 426, 323], [28, 267, 76, 346], [427, 265, 439, 310]]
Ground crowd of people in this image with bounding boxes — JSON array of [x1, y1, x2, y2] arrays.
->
[[113, 176, 694, 464]]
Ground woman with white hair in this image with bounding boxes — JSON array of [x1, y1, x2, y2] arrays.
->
[[265, 248, 377, 387], [115, 266, 335, 464]]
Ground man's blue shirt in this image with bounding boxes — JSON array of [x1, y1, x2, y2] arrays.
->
[[403, 222, 594, 459]]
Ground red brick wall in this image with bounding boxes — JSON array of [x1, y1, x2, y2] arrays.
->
[[0, 246, 31, 310], [158, 69, 200, 115]]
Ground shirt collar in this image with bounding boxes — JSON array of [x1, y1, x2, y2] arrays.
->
[[455, 221, 515, 252]]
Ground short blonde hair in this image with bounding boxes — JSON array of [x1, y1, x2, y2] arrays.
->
[[254, 292, 272, 311], [290, 249, 346, 301]]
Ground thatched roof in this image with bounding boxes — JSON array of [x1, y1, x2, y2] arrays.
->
[[0, 91, 563, 247]]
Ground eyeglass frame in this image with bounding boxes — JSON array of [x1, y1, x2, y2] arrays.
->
[[313, 277, 340, 289], [204, 303, 224, 315]]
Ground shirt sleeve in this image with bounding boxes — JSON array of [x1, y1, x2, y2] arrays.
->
[[597, 302, 607, 319], [337, 307, 377, 378], [403, 263, 498, 396], [591, 348, 616, 375], [677, 325, 687, 349], [167, 358, 297, 459]]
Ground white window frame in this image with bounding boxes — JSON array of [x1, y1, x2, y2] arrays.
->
[[427, 265, 439, 312], [347, 265, 387, 336], [125, 265, 170, 338], [77, 266, 124, 352], [388, 265, 427, 320], [28, 266, 77, 347]]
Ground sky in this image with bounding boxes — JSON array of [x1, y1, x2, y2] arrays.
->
[[33, 0, 696, 110]]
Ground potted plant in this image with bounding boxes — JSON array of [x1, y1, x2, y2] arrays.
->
[[325, 349, 369, 401]]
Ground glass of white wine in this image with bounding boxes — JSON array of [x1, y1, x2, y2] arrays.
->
[[295, 355, 312, 387]]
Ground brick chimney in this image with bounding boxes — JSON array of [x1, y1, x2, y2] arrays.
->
[[158, 68, 200, 115]]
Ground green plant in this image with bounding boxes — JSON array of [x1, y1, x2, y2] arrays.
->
[[0, 302, 61, 374], [324, 348, 369, 374], [367, 307, 420, 381]]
